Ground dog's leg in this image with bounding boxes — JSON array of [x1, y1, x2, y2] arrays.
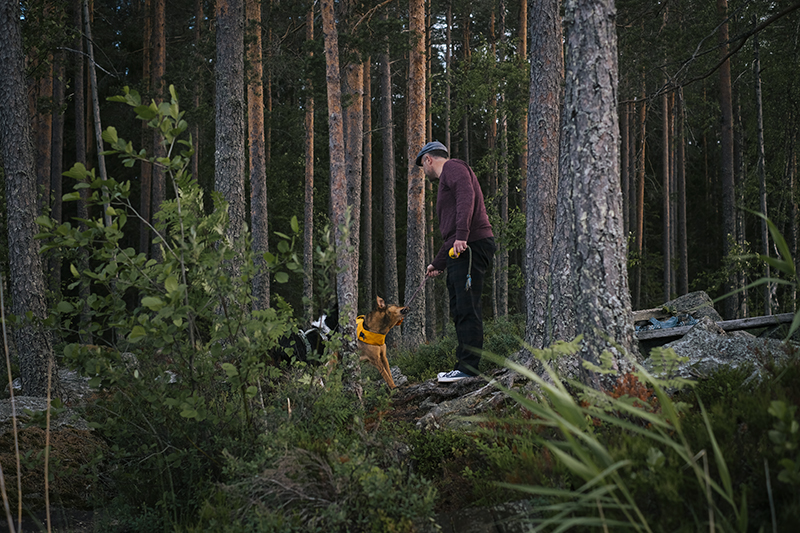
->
[[378, 345, 396, 389]]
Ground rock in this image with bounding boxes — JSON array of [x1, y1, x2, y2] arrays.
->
[[663, 291, 723, 322], [645, 315, 791, 382]]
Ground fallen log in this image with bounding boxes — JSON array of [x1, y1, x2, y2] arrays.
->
[[636, 312, 796, 341]]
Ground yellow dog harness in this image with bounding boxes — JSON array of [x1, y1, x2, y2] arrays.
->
[[356, 316, 386, 346]]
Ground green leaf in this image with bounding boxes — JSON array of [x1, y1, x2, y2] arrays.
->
[[275, 272, 289, 283], [102, 127, 119, 144], [221, 363, 238, 378], [56, 301, 75, 313], [70, 264, 80, 278], [290, 216, 300, 233], [129, 325, 147, 341], [165, 275, 179, 294], [141, 296, 164, 310]]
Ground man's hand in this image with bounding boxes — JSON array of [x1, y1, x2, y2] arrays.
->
[[426, 264, 442, 278], [452, 239, 468, 255]]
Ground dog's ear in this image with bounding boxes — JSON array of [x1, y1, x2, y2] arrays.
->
[[376, 296, 386, 309]]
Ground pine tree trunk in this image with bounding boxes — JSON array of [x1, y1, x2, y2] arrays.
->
[[662, 78, 671, 302], [0, 0, 61, 397], [151, 0, 166, 261], [49, 50, 66, 297], [247, 0, 270, 311], [321, 0, 361, 398], [343, 59, 363, 309], [634, 73, 647, 309], [379, 9, 399, 347], [550, 0, 638, 385], [140, 0, 153, 256], [403, 0, 427, 348], [215, 0, 246, 274], [191, 0, 203, 181], [362, 58, 374, 310], [526, 0, 562, 350], [717, 0, 737, 320], [677, 89, 689, 296], [303, 4, 315, 319], [753, 21, 771, 315]]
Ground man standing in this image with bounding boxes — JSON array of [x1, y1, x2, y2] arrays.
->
[[417, 141, 496, 383]]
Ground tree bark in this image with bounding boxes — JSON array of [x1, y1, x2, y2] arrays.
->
[[321, 0, 361, 399], [661, 76, 671, 302], [379, 9, 399, 347], [247, 0, 270, 311], [140, 0, 153, 256], [362, 58, 374, 310], [677, 89, 688, 296], [303, 4, 315, 319], [634, 73, 647, 309], [403, 0, 427, 348], [717, 0, 737, 320], [215, 0, 246, 273], [525, 0, 563, 350], [550, 0, 638, 384], [49, 50, 66, 296], [753, 18, 771, 315], [343, 58, 363, 310], [0, 0, 61, 397], [151, 0, 166, 261]]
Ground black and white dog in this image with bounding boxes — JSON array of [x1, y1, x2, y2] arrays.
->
[[269, 307, 340, 365]]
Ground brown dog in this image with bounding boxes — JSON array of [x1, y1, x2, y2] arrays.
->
[[357, 296, 408, 388]]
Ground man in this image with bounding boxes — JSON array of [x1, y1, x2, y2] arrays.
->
[[416, 141, 496, 383]]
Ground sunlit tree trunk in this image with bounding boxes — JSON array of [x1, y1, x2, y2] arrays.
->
[[403, 0, 427, 348], [321, 0, 361, 398], [526, 0, 562, 350], [247, 0, 270, 310]]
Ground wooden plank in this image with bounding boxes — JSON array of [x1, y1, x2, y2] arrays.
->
[[636, 312, 795, 342]]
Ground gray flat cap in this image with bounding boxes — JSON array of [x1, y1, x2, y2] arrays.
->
[[415, 141, 448, 166]]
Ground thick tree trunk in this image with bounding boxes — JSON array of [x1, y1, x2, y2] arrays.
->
[[215, 0, 246, 271], [525, 0, 563, 350], [321, 0, 361, 398], [247, 0, 270, 311], [403, 0, 427, 348], [343, 59, 363, 310], [550, 0, 638, 385], [0, 0, 61, 398]]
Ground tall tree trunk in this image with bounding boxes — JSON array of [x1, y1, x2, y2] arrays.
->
[[151, 0, 166, 261], [303, 4, 315, 319], [634, 73, 647, 309], [661, 81, 671, 302], [84, 0, 110, 228], [526, 0, 563, 350], [215, 0, 246, 275], [362, 58, 374, 310], [403, 0, 427, 348], [753, 18, 771, 315], [550, 0, 638, 384], [343, 58, 363, 309], [379, 9, 399, 348], [140, 0, 153, 256], [445, 0, 452, 152], [677, 89, 688, 295], [73, 0, 92, 344], [33, 59, 53, 216], [517, 0, 528, 218], [191, 0, 203, 181], [49, 50, 66, 296], [717, 0, 737, 319], [321, 0, 361, 398], [621, 101, 630, 237], [497, 0, 508, 318], [247, 0, 270, 310], [0, 0, 61, 397]]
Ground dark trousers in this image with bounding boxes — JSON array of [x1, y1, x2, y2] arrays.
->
[[446, 237, 495, 376]]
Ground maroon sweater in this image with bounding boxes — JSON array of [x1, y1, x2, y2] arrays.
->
[[431, 159, 494, 271]]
